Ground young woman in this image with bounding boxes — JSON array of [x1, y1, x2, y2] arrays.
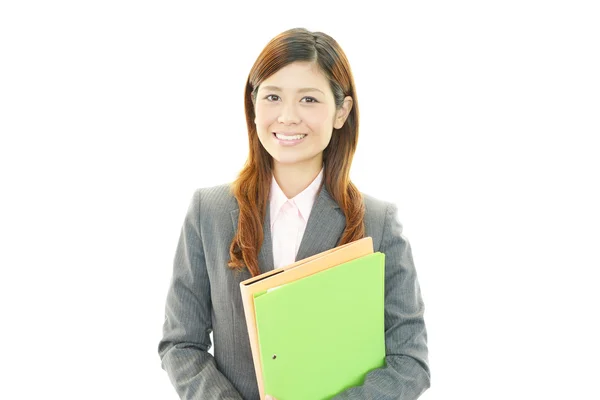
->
[[158, 27, 430, 400]]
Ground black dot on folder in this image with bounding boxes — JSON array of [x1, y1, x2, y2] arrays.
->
[[272, 354, 277, 360]]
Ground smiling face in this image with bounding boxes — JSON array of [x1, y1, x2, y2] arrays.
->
[[254, 61, 352, 170]]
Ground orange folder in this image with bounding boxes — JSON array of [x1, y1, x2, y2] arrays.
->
[[239, 236, 374, 400]]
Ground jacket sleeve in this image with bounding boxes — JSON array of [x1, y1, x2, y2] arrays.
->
[[332, 202, 431, 400], [158, 189, 244, 400]]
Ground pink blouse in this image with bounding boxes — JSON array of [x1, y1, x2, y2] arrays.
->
[[269, 167, 324, 269]]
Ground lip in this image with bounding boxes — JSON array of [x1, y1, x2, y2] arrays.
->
[[272, 132, 307, 146]]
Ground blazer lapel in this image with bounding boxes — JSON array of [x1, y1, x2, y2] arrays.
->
[[295, 185, 346, 262], [231, 185, 346, 275], [230, 202, 274, 275]]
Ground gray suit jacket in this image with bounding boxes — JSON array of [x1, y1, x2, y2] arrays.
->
[[158, 183, 430, 399]]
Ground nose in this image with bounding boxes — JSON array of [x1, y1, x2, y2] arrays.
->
[[277, 101, 301, 125]]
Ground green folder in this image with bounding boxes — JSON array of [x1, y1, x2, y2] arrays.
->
[[253, 252, 386, 400]]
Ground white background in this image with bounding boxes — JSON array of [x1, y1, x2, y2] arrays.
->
[[1, 1, 599, 399]]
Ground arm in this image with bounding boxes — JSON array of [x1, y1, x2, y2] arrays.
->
[[332, 203, 431, 400], [158, 190, 244, 400]]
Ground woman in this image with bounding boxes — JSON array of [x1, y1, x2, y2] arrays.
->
[[158, 27, 430, 400]]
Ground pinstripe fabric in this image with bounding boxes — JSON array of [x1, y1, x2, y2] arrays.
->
[[158, 183, 430, 399]]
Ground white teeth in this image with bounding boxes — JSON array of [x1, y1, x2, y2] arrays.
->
[[275, 133, 307, 141]]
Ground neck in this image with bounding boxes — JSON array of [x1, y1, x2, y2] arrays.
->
[[272, 157, 323, 199]]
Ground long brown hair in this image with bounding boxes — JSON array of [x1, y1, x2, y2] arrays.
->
[[228, 27, 365, 277]]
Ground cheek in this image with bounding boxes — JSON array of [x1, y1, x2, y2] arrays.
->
[[302, 107, 330, 127], [255, 104, 277, 126]]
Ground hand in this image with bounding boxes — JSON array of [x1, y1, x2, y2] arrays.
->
[[265, 395, 278, 400]]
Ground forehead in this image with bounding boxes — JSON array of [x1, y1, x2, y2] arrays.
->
[[258, 61, 329, 91]]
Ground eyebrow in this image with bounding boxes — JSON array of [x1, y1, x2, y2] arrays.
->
[[259, 85, 325, 95]]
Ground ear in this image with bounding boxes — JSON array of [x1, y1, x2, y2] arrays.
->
[[333, 96, 353, 129]]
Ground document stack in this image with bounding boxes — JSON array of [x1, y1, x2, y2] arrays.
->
[[239, 237, 386, 400]]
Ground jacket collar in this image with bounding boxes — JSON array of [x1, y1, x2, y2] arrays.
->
[[231, 184, 345, 274]]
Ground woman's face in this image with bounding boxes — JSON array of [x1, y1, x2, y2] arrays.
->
[[254, 61, 352, 168]]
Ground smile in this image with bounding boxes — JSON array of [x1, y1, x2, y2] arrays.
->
[[272, 132, 307, 145], [273, 132, 307, 140]]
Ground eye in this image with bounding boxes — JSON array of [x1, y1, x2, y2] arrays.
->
[[265, 94, 280, 101], [301, 97, 318, 103]]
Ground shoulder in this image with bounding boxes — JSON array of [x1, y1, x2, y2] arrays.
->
[[184, 183, 239, 224], [361, 191, 397, 224], [193, 182, 237, 208], [360, 190, 405, 246]]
